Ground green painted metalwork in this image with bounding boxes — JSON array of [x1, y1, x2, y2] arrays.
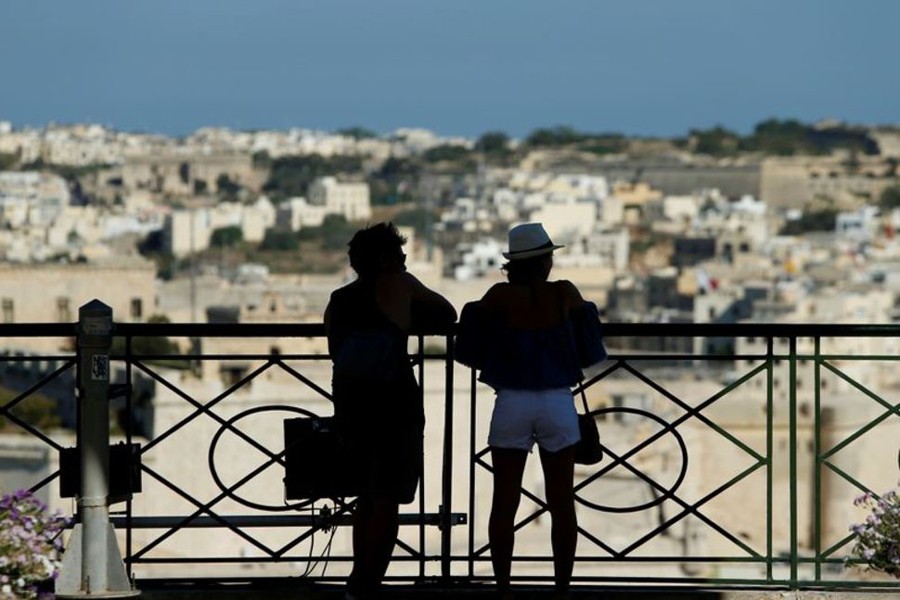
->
[[1, 321, 899, 591]]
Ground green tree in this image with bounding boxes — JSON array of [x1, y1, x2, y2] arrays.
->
[[20, 157, 45, 170], [193, 179, 208, 195], [475, 131, 510, 154], [475, 131, 515, 164], [210, 225, 243, 248], [879, 185, 900, 210], [779, 208, 838, 234], [252, 150, 272, 168], [0, 388, 61, 431], [260, 229, 299, 251], [582, 133, 628, 155], [369, 156, 420, 205], [368, 179, 412, 206], [376, 156, 418, 179], [393, 207, 440, 237], [216, 173, 241, 197], [741, 118, 809, 155], [423, 144, 471, 163], [525, 126, 584, 147], [690, 126, 741, 156], [263, 154, 363, 200], [111, 314, 188, 369], [0, 152, 17, 170], [320, 214, 356, 250], [336, 126, 378, 140], [294, 214, 357, 250], [735, 118, 875, 156]]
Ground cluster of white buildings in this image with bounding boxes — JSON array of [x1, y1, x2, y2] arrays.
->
[[0, 121, 475, 167], [0, 170, 165, 263], [0, 166, 372, 262], [185, 126, 474, 160], [0, 122, 171, 166], [166, 177, 372, 258]]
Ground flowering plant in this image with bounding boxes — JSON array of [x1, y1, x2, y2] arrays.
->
[[848, 487, 900, 578], [0, 490, 70, 599]]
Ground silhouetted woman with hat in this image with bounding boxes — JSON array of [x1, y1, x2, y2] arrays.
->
[[456, 223, 606, 598]]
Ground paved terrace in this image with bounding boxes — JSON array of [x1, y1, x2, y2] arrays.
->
[[135, 580, 898, 600]]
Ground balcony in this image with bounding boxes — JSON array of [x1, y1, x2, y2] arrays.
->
[[1, 306, 898, 598]]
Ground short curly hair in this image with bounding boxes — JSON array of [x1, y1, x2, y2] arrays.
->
[[347, 222, 407, 277]]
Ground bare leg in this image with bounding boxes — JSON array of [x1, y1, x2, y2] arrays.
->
[[539, 444, 577, 595], [489, 447, 529, 596], [349, 495, 400, 597]]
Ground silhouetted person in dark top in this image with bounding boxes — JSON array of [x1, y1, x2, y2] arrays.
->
[[324, 222, 456, 599]]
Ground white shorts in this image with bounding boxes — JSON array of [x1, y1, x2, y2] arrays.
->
[[488, 387, 580, 453]]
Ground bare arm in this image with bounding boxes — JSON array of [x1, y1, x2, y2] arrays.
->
[[406, 272, 458, 331]]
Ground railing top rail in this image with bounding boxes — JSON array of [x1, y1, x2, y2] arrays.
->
[[600, 322, 900, 337], [0, 323, 77, 337], [2, 321, 899, 339], [112, 321, 900, 338]]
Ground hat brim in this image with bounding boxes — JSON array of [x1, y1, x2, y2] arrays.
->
[[502, 244, 564, 260]]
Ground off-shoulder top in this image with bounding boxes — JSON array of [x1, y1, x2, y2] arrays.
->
[[454, 300, 607, 391]]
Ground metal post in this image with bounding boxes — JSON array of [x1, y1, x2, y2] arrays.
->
[[788, 336, 798, 588], [440, 333, 455, 580], [57, 300, 139, 598]]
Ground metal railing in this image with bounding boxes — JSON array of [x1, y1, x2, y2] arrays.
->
[[2, 309, 899, 593]]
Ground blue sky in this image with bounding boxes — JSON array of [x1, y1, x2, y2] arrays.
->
[[1, 1, 897, 139]]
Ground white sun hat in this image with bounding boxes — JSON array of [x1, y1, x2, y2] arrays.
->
[[502, 222, 564, 260]]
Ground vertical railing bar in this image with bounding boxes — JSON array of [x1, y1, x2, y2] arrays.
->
[[468, 367, 478, 579], [766, 336, 774, 582], [789, 336, 798, 588], [417, 334, 426, 580], [441, 333, 455, 581], [813, 336, 822, 583], [124, 333, 134, 578]]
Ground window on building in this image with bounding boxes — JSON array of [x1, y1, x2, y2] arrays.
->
[[56, 297, 71, 322], [611, 395, 626, 423], [2, 298, 13, 323], [221, 364, 250, 388], [131, 298, 143, 320]]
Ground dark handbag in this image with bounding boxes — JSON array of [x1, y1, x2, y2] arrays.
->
[[574, 387, 603, 465], [283, 416, 359, 500]]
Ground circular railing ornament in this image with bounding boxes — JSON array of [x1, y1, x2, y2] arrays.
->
[[574, 406, 688, 514]]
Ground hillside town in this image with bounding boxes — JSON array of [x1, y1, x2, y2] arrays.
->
[[2, 118, 900, 583], [2, 120, 900, 327]]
